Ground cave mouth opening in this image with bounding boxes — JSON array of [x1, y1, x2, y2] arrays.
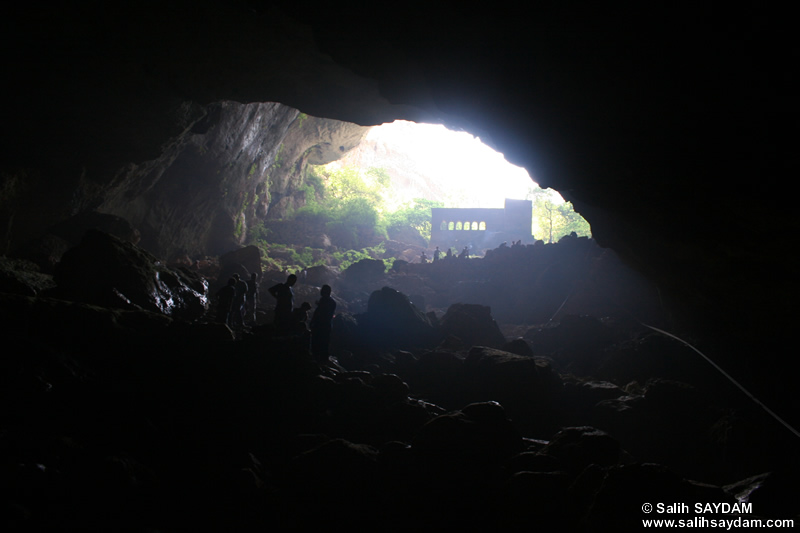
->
[[304, 118, 592, 248]]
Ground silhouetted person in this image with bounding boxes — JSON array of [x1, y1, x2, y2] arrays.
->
[[269, 274, 297, 330], [445, 248, 453, 260], [291, 302, 312, 332], [420, 251, 428, 263], [215, 277, 237, 325], [246, 272, 259, 324], [433, 246, 441, 261], [230, 273, 248, 328], [310, 284, 336, 362], [459, 246, 468, 259]]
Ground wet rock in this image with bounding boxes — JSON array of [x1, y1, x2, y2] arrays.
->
[[53, 229, 208, 320], [440, 303, 506, 348]]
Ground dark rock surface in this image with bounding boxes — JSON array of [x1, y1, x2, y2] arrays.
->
[[52, 229, 208, 320]]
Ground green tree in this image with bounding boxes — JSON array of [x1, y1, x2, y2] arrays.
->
[[527, 185, 591, 242], [319, 165, 389, 208], [384, 197, 444, 243]]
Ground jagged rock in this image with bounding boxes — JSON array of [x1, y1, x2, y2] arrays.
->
[[440, 303, 506, 348], [52, 229, 208, 320]]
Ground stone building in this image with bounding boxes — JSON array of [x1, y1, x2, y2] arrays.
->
[[430, 199, 533, 250]]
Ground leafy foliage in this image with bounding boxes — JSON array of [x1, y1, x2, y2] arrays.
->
[[385, 198, 444, 242], [527, 186, 592, 243]]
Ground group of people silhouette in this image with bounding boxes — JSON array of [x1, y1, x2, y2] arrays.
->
[[215, 272, 259, 328], [215, 271, 335, 361], [267, 274, 336, 361], [421, 245, 470, 263]]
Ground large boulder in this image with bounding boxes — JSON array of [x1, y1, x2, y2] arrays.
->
[[342, 258, 386, 285], [53, 229, 208, 320], [305, 264, 338, 287], [464, 346, 563, 435], [358, 286, 437, 349], [440, 303, 506, 348], [219, 245, 262, 278]]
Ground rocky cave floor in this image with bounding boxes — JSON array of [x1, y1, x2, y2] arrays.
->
[[1, 232, 798, 532]]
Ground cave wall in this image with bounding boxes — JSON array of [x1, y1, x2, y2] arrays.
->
[[2, 2, 798, 419], [94, 101, 367, 259]]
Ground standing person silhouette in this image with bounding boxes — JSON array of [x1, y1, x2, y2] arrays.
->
[[310, 284, 336, 362], [268, 274, 297, 331], [246, 272, 259, 325]]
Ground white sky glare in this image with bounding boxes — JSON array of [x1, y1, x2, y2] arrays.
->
[[371, 120, 541, 208], [322, 120, 567, 210]]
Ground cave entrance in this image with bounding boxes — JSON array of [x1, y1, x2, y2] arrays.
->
[[308, 120, 591, 250]]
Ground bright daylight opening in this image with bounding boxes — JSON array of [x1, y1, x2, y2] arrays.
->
[[314, 120, 591, 246]]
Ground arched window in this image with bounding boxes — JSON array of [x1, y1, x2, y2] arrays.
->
[[448, 222, 454, 231], [440, 221, 447, 230], [456, 221, 462, 230], [479, 221, 486, 231], [471, 221, 478, 230], [463, 221, 470, 230]]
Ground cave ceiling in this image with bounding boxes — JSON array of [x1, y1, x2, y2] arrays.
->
[[2, 1, 798, 364]]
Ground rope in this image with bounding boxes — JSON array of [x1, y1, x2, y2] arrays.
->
[[639, 322, 800, 440]]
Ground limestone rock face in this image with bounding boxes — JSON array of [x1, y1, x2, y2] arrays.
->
[[96, 102, 367, 260]]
